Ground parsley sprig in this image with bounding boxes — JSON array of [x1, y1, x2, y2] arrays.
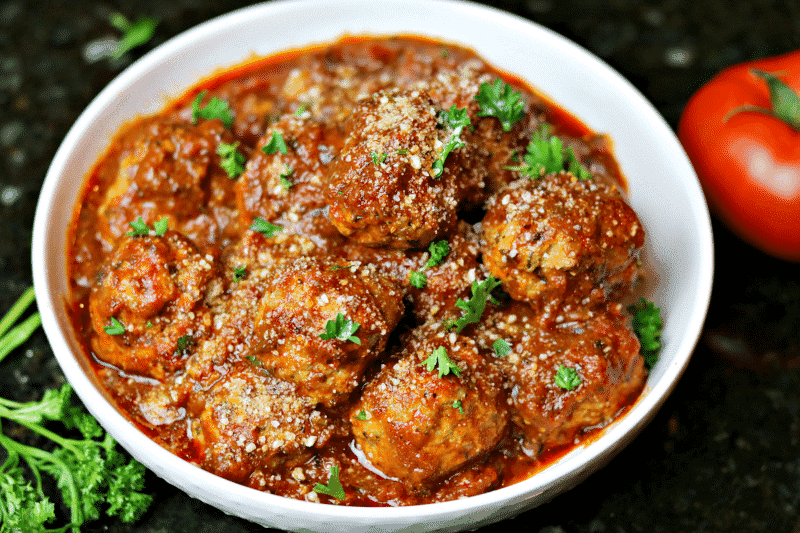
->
[[217, 141, 246, 179], [474, 79, 525, 131], [250, 217, 282, 238], [191, 90, 234, 128], [493, 338, 512, 357], [319, 313, 361, 345], [420, 346, 462, 378], [409, 239, 450, 289], [262, 131, 288, 155], [504, 124, 592, 180], [629, 298, 663, 368], [313, 465, 346, 501], [432, 106, 472, 178], [108, 13, 158, 59], [125, 216, 168, 237], [278, 166, 294, 190], [444, 275, 502, 333], [0, 288, 153, 530], [103, 317, 125, 336], [554, 365, 582, 390]]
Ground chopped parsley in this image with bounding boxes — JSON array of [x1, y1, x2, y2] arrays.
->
[[262, 131, 288, 155], [370, 151, 387, 165], [452, 399, 464, 414], [493, 338, 512, 358], [432, 106, 472, 178], [444, 275, 502, 333], [294, 103, 308, 117], [504, 124, 592, 180], [103, 317, 125, 336], [319, 313, 361, 345], [354, 410, 367, 421], [217, 141, 246, 178], [126, 216, 167, 237], [153, 217, 168, 236], [629, 298, 663, 368], [409, 271, 427, 289], [245, 355, 261, 366], [233, 266, 247, 282], [191, 90, 234, 128], [420, 346, 462, 379], [313, 465, 345, 501], [175, 335, 194, 356], [250, 217, 282, 238], [279, 166, 294, 190], [474, 79, 525, 131], [397, 148, 409, 155], [108, 12, 158, 59], [554, 365, 582, 390], [146, 321, 153, 328]]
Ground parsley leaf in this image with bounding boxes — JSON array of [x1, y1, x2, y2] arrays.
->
[[444, 275, 502, 333], [397, 148, 409, 155], [125, 217, 150, 236], [475, 79, 525, 131], [370, 151, 387, 165], [493, 338, 512, 357], [554, 365, 582, 390], [109, 13, 158, 59], [217, 141, 246, 179], [104, 317, 125, 336], [294, 103, 308, 117], [262, 131, 288, 155], [629, 297, 663, 368], [153, 217, 168, 236], [313, 465, 346, 501], [250, 217, 282, 238], [504, 125, 592, 180], [191, 90, 234, 128], [452, 399, 464, 414], [432, 106, 472, 178], [233, 266, 247, 282], [424, 239, 450, 270], [409, 271, 427, 289], [420, 346, 462, 378], [354, 410, 367, 421], [175, 334, 194, 356], [319, 313, 361, 345], [279, 166, 294, 190]]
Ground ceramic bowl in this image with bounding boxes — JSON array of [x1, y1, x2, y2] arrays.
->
[[32, 0, 714, 531]]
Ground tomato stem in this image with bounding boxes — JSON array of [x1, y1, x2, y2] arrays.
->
[[753, 69, 800, 131]]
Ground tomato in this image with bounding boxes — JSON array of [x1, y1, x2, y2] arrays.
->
[[678, 49, 800, 262]]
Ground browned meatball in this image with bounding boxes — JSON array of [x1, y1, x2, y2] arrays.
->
[[482, 173, 644, 310], [350, 322, 508, 489], [193, 362, 336, 483], [249, 256, 404, 407], [478, 301, 646, 456], [99, 120, 241, 248], [326, 89, 461, 249], [89, 231, 217, 379]]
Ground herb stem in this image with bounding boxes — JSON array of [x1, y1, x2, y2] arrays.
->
[[0, 286, 36, 339], [0, 312, 42, 364]]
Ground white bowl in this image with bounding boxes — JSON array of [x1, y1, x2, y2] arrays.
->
[[32, 1, 714, 531]]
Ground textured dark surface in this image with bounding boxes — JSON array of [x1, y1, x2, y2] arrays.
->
[[2, 0, 800, 531]]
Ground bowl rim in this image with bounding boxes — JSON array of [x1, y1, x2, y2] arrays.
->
[[31, 0, 714, 526]]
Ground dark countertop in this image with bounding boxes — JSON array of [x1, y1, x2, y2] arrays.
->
[[2, 0, 800, 531]]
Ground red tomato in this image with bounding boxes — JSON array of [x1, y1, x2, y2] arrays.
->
[[678, 50, 800, 262]]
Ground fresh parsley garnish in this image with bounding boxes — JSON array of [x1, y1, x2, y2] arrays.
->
[[554, 365, 582, 390], [432, 106, 472, 178], [424, 239, 450, 269], [475, 79, 525, 131], [245, 355, 261, 366], [504, 124, 592, 180], [262, 131, 288, 155], [319, 313, 361, 345], [146, 321, 153, 328], [354, 410, 367, 421], [420, 346, 462, 379], [493, 338, 512, 357], [444, 275, 502, 333], [294, 103, 308, 117], [126, 216, 168, 237], [153, 217, 168, 236], [104, 317, 125, 336], [370, 151, 387, 165], [233, 266, 247, 282], [175, 334, 194, 356], [629, 298, 663, 369], [452, 399, 464, 414], [397, 148, 409, 155], [217, 141, 246, 179], [409, 271, 427, 289], [313, 465, 346, 501], [279, 166, 294, 190], [250, 217, 282, 238], [108, 12, 158, 59], [191, 90, 234, 128]]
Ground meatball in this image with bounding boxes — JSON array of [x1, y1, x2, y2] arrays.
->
[[482, 173, 644, 309], [350, 323, 508, 489], [479, 301, 646, 456], [326, 89, 460, 248], [249, 256, 404, 407], [89, 231, 217, 379], [193, 363, 336, 483], [99, 120, 241, 248]]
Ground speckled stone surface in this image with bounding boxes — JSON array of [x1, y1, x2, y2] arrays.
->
[[2, 0, 800, 531]]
